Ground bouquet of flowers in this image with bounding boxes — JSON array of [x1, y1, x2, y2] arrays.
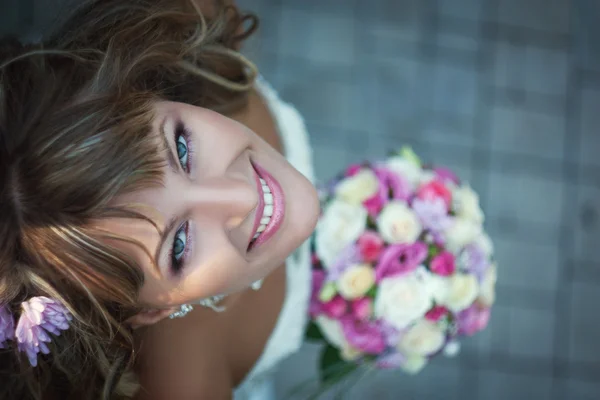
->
[[307, 147, 497, 384]]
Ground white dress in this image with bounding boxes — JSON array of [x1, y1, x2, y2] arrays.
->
[[233, 77, 314, 400]]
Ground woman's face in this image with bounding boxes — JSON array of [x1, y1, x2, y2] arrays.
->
[[101, 101, 319, 308]]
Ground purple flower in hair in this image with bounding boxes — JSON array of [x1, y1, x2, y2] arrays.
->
[[0, 305, 14, 348], [15, 296, 72, 367]]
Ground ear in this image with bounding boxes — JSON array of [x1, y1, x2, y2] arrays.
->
[[127, 307, 178, 329]]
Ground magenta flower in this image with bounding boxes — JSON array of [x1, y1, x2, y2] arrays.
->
[[350, 297, 373, 320], [425, 305, 449, 322], [0, 305, 14, 348], [310, 270, 326, 318], [345, 164, 363, 177], [457, 304, 491, 336], [363, 167, 411, 217], [322, 295, 348, 319], [430, 251, 456, 276], [375, 242, 428, 282], [15, 296, 72, 367], [433, 167, 460, 185], [416, 180, 453, 211], [340, 317, 386, 354], [357, 231, 384, 263]]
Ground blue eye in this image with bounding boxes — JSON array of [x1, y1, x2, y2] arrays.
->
[[171, 222, 188, 274], [176, 133, 188, 171]]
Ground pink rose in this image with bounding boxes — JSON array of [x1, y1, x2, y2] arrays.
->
[[433, 167, 460, 185], [345, 164, 363, 177], [340, 317, 386, 354], [375, 242, 428, 282], [430, 251, 456, 276], [350, 297, 372, 320], [322, 295, 348, 319], [417, 180, 452, 210], [310, 270, 326, 317], [357, 231, 384, 262], [425, 306, 449, 322], [457, 304, 491, 336]]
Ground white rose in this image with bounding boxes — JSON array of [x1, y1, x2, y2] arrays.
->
[[418, 170, 437, 186], [377, 201, 422, 244], [315, 200, 367, 268], [478, 263, 497, 307], [476, 233, 494, 257], [386, 156, 422, 187], [398, 320, 445, 356], [436, 273, 479, 312], [445, 218, 481, 254], [443, 341, 461, 357], [374, 268, 434, 330], [453, 185, 484, 223], [401, 355, 427, 374], [338, 264, 375, 299], [315, 315, 348, 349], [335, 169, 379, 204]]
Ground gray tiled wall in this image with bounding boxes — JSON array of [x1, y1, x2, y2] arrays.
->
[[2, 0, 599, 399]]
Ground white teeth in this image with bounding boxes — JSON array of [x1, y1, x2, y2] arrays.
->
[[257, 225, 266, 233], [261, 217, 270, 225], [259, 178, 266, 184], [263, 204, 273, 217], [262, 183, 271, 194], [253, 232, 260, 239], [263, 193, 273, 205]]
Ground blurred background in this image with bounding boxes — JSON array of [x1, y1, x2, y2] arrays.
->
[[2, 0, 599, 399]]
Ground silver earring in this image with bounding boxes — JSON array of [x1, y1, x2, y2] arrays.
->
[[198, 294, 227, 312], [169, 304, 194, 319], [251, 279, 263, 291]]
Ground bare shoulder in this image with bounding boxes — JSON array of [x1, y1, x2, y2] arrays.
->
[[134, 309, 233, 400]]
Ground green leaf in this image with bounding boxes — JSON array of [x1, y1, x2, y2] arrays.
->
[[319, 344, 358, 385], [366, 286, 378, 299], [319, 282, 337, 302], [399, 146, 422, 167], [306, 321, 325, 342]]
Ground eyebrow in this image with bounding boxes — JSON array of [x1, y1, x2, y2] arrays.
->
[[159, 117, 180, 175], [154, 215, 178, 273]]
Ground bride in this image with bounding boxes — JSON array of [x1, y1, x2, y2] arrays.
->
[[0, 0, 320, 399]]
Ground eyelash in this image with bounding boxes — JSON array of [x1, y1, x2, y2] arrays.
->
[[169, 122, 194, 275]]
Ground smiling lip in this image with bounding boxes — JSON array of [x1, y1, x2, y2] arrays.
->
[[249, 162, 285, 250]]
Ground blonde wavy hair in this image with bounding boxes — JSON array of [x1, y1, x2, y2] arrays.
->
[[0, 0, 258, 398]]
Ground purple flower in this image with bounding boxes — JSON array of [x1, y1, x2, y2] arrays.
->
[[310, 270, 326, 318], [412, 198, 453, 242], [327, 244, 362, 282], [375, 242, 428, 282], [458, 243, 489, 282], [379, 320, 403, 347], [363, 167, 412, 217], [340, 317, 386, 354], [457, 304, 491, 336], [15, 297, 72, 367], [376, 351, 406, 369], [0, 305, 14, 348]]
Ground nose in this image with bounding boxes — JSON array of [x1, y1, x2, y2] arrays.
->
[[184, 176, 259, 230]]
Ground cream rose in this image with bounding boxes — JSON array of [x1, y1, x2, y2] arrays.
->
[[377, 201, 422, 244], [478, 263, 497, 307], [340, 346, 363, 362], [338, 264, 375, 299], [436, 273, 479, 312], [386, 156, 422, 187], [315, 200, 367, 268], [401, 355, 427, 374], [315, 315, 349, 349], [453, 185, 484, 223], [374, 268, 434, 329], [398, 320, 445, 356], [335, 169, 379, 204], [445, 217, 481, 254]]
